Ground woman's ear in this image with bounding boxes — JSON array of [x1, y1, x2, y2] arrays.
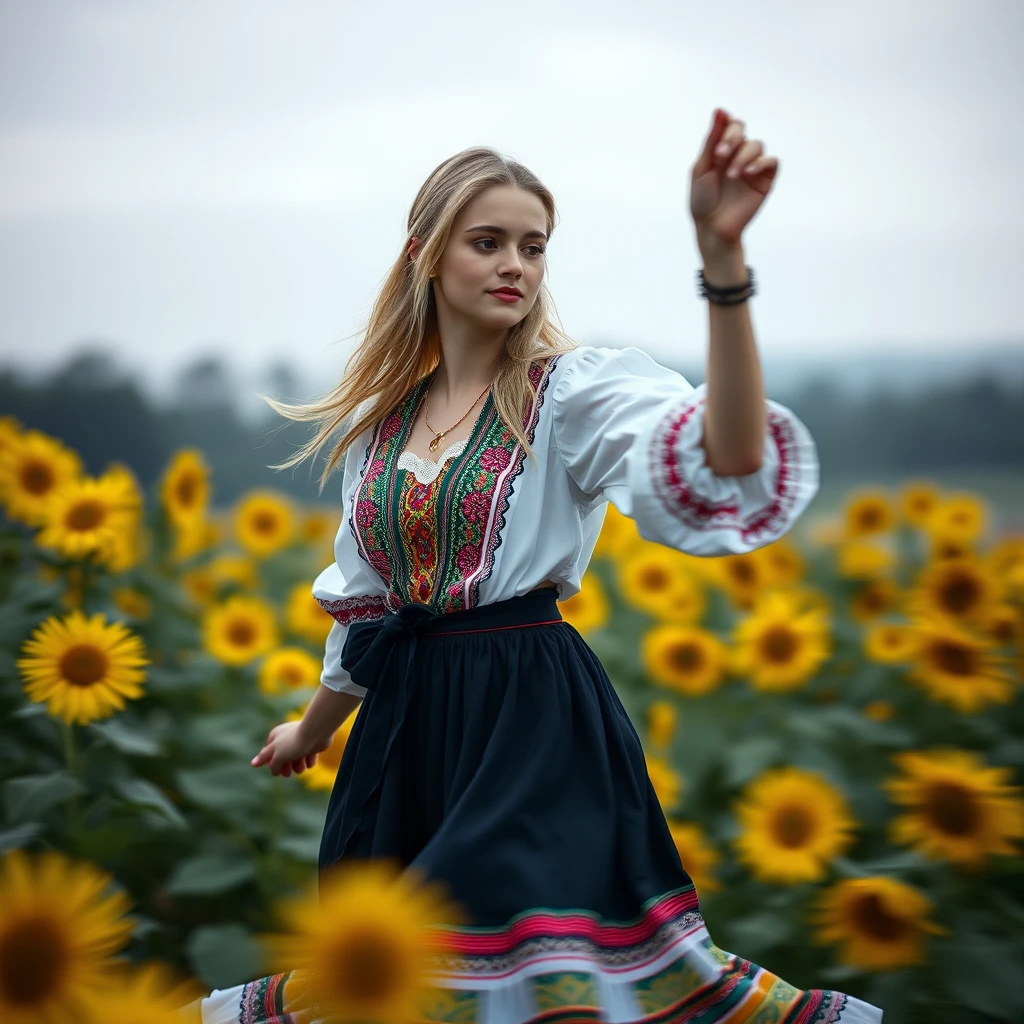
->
[[407, 235, 421, 260]]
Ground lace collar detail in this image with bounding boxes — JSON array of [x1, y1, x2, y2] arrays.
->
[[396, 438, 470, 485]]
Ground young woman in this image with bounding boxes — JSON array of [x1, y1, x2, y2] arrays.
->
[[194, 110, 883, 1022]]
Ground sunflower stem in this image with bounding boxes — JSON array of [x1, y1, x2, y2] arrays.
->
[[62, 720, 84, 841]]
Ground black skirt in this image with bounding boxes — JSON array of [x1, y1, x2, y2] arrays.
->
[[200, 588, 880, 1023]]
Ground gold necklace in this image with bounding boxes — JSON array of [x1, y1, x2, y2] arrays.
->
[[422, 378, 493, 454]]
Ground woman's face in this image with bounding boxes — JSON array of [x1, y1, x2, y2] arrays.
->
[[415, 185, 549, 331]]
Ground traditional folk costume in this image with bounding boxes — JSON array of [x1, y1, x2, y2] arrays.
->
[[196, 346, 883, 1023]]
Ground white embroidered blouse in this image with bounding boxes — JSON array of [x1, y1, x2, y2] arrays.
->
[[313, 345, 820, 696]]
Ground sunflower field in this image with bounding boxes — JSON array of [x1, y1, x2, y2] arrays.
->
[[1, 414, 1024, 1023]]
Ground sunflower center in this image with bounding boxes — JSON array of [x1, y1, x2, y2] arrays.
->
[[280, 665, 303, 686], [0, 915, 69, 1006], [639, 567, 670, 591], [668, 642, 703, 673], [20, 459, 55, 496], [227, 619, 257, 647], [858, 508, 882, 530], [252, 511, 278, 536], [932, 639, 976, 677], [729, 561, 755, 584], [333, 931, 401, 1002], [59, 644, 108, 686], [174, 472, 199, 508], [771, 804, 814, 848], [850, 893, 908, 943], [924, 781, 980, 837], [65, 498, 106, 531], [858, 586, 886, 613], [940, 573, 980, 615], [760, 627, 798, 664]]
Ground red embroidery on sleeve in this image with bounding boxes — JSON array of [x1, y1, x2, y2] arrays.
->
[[316, 595, 389, 625], [648, 394, 801, 543]]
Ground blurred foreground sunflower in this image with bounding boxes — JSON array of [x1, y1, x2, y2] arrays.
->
[[733, 767, 854, 885], [262, 860, 464, 1024], [0, 849, 134, 1023], [17, 611, 148, 724], [815, 876, 942, 971], [886, 749, 1024, 869], [293, 714, 355, 792]]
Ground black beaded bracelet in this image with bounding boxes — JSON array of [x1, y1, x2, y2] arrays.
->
[[696, 265, 757, 304]]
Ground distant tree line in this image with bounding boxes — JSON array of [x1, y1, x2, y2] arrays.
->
[[2, 348, 1022, 507]]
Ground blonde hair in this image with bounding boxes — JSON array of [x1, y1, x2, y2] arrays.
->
[[268, 146, 580, 492]]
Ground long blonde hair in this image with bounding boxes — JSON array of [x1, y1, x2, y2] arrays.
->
[[267, 146, 580, 492]]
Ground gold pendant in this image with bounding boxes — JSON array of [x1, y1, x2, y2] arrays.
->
[[428, 433, 444, 453]]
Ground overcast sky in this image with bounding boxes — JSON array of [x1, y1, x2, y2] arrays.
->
[[1, 0, 1021, 399]]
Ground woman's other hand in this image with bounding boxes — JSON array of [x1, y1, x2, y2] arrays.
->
[[251, 720, 332, 777]]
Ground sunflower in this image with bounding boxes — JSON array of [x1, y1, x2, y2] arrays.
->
[[0, 429, 82, 526], [17, 611, 148, 725], [733, 767, 855, 885], [300, 507, 336, 547], [95, 963, 195, 1024], [814, 877, 942, 971], [807, 517, 842, 549], [180, 566, 216, 607], [927, 492, 987, 544], [863, 700, 894, 722], [259, 647, 321, 695], [559, 572, 609, 635], [208, 553, 259, 592], [907, 615, 1012, 713], [285, 583, 335, 645], [707, 550, 770, 610], [898, 480, 941, 530], [0, 848, 134, 1022], [263, 859, 463, 1024], [618, 546, 706, 622], [203, 596, 278, 667], [906, 556, 1004, 628], [160, 450, 209, 527], [234, 490, 295, 559], [646, 699, 678, 751], [296, 715, 355, 792], [642, 624, 726, 697], [593, 502, 643, 561], [111, 587, 152, 621], [661, 822, 718, 895], [863, 622, 920, 664], [987, 536, 1024, 578], [886, 749, 1024, 869], [36, 474, 139, 564], [843, 489, 894, 539], [849, 579, 900, 623], [102, 465, 146, 573], [758, 538, 806, 587], [646, 755, 683, 813], [0, 415, 20, 453], [836, 539, 895, 580], [732, 591, 832, 693], [981, 604, 1021, 646], [928, 534, 975, 562]]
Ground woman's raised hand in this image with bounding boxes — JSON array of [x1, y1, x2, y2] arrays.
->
[[690, 108, 779, 251], [251, 720, 331, 778]]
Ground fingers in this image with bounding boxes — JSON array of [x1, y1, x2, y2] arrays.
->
[[693, 108, 730, 176], [726, 139, 764, 180], [713, 118, 747, 172]]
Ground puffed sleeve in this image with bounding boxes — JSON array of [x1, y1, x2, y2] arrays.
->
[[551, 346, 820, 556], [311, 417, 391, 696]]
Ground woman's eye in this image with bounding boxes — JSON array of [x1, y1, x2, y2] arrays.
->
[[473, 239, 545, 256]]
